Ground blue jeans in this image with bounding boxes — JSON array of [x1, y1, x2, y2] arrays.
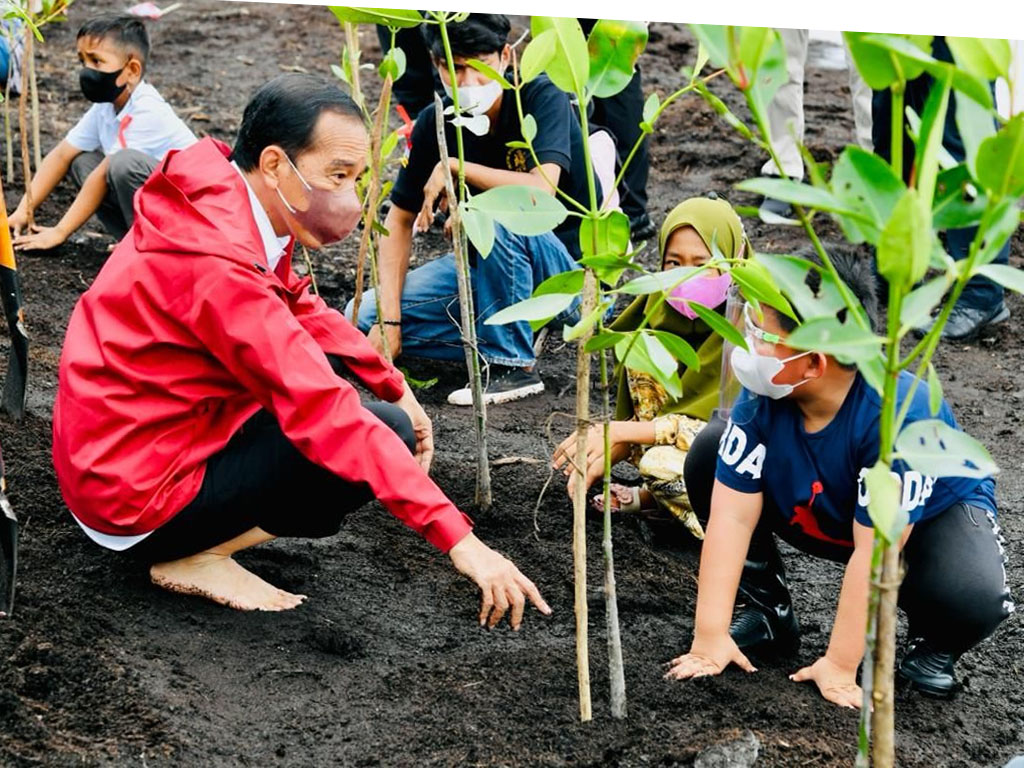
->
[[345, 224, 581, 367]]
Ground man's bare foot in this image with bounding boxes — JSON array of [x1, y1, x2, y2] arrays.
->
[[150, 552, 307, 611]]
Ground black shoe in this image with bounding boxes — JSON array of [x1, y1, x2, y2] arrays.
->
[[898, 638, 958, 698], [629, 212, 657, 242], [914, 301, 1010, 343], [447, 365, 544, 406], [729, 600, 801, 655], [758, 195, 795, 223]]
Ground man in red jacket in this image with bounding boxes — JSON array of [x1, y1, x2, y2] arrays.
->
[[52, 74, 549, 628]]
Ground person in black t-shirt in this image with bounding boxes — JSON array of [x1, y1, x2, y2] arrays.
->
[[345, 14, 596, 406]]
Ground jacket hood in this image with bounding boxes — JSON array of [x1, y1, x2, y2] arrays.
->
[[132, 137, 271, 266]]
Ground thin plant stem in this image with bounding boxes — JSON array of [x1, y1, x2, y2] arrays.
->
[[28, 40, 39, 171], [18, 25, 32, 229]]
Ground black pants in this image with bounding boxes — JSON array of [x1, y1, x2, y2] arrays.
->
[[68, 149, 158, 241], [683, 417, 1013, 656], [130, 400, 415, 564]]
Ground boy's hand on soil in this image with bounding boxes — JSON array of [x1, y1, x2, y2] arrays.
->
[[789, 655, 862, 709], [7, 206, 28, 236], [664, 633, 757, 680], [13, 224, 68, 252], [448, 532, 551, 630]]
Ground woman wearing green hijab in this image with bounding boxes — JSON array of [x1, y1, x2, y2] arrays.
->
[[552, 196, 748, 539]]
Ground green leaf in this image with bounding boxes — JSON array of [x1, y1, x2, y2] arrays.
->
[[614, 334, 683, 399], [531, 16, 590, 97], [735, 177, 860, 217], [685, 301, 748, 350], [785, 317, 884, 361], [563, 301, 610, 342], [946, 37, 1012, 81], [584, 330, 627, 353], [899, 275, 950, 330], [829, 146, 906, 245], [642, 92, 660, 125], [328, 7, 422, 28], [586, 19, 648, 99], [579, 210, 630, 260], [955, 88, 997, 183], [975, 264, 1024, 295], [371, 219, 390, 237], [648, 329, 700, 371], [729, 260, 796, 320], [741, 27, 787, 127], [926, 362, 943, 417], [933, 164, 987, 230], [379, 46, 406, 81], [618, 266, 698, 296], [691, 41, 710, 82], [754, 253, 847, 322], [398, 366, 438, 390], [858, 356, 887, 395], [484, 292, 577, 326], [534, 268, 585, 297], [877, 189, 930, 290], [913, 71, 953, 209], [975, 198, 1021, 266], [976, 114, 1024, 198], [520, 29, 556, 84], [579, 252, 639, 287], [896, 419, 998, 479], [522, 113, 537, 143], [689, 25, 730, 70], [466, 58, 512, 89], [694, 81, 756, 142], [844, 32, 933, 89], [380, 130, 400, 160], [461, 205, 495, 259], [864, 461, 907, 545], [466, 185, 568, 236], [331, 62, 351, 87]]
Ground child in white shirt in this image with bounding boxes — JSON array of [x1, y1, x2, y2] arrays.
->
[[9, 13, 196, 250]]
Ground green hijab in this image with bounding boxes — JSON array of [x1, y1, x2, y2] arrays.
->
[[612, 197, 747, 422]]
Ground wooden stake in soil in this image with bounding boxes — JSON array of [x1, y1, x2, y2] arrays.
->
[[432, 92, 492, 509], [571, 268, 598, 722], [871, 542, 900, 767], [4, 45, 13, 182], [28, 43, 39, 172], [600, 348, 626, 719], [18, 27, 33, 230]]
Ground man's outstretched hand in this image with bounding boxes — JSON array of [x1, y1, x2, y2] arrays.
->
[[448, 532, 551, 630]]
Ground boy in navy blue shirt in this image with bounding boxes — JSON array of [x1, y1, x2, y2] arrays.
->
[[666, 252, 1012, 706]]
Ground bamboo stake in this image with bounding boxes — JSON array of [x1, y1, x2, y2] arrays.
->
[[871, 544, 900, 767], [343, 22, 365, 114], [351, 74, 391, 329], [433, 91, 491, 509], [28, 41, 38, 171], [600, 347, 626, 718], [18, 26, 32, 229], [4, 42, 13, 182]]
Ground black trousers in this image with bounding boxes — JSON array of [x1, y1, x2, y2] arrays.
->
[[130, 399, 415, 564], [683, 417, 1013, 656]]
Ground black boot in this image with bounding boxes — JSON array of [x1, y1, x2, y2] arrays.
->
[[898, 638, 958, 698], [729, 553, 801, 655]]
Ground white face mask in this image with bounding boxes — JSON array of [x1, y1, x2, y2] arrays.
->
[[442, 79, 502, 136], [730, 339, 813, 399]]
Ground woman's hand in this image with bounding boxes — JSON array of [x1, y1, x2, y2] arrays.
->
[[790, 655, 862, 709], [552, 423, 631, 498], [664, 632, 757, 680]]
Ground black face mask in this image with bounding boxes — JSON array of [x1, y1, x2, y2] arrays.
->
[[79, 65, 127, 103]]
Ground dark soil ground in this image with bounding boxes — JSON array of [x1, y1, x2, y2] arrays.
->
[[1, 4, 1022, 766]]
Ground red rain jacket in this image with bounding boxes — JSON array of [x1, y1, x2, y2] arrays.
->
[[52, 138, 473, 552]]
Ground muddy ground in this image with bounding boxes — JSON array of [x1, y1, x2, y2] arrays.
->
[[1, 3, 1022, 766]]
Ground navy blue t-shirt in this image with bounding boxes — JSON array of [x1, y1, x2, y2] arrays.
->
[[715, 371, 997, 550], [390, 73, 595, 259]]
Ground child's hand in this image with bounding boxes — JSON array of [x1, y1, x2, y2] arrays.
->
[[13, 225, 68, 252], [789, 655, 862, 709], [7, 206, 28, 237], [664, 633, 757, 680]]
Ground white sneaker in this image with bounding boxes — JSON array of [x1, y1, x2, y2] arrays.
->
[[447, 365, 545, 406]]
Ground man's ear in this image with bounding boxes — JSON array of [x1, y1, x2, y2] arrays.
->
[[258, 146, 287, 190], [805, 352, 828, 380]]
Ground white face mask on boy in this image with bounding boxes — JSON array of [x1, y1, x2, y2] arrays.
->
[[442, 79, 503, 136], [730, 340, 813, 399]]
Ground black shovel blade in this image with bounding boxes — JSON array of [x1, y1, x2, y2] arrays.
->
[[0, 491, 16, 617], [0, 265, 27, 421]]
